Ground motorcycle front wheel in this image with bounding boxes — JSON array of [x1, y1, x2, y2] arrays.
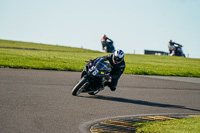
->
[[88, 90, 99, 95], [72, 77, 88, 96]]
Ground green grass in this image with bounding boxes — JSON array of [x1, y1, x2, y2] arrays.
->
[[125, 54, 200, 77], [136, 117, 200, 133], [0, 39, 200, 77]]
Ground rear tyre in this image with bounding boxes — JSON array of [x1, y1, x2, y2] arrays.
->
[[72, 77, 88, 96]]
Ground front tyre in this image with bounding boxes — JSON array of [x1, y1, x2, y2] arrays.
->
[[72, 77, 88, 96], [88, 90, 99, 95]]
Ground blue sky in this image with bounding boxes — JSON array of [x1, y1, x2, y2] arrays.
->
[[0, 0, 200, 58]]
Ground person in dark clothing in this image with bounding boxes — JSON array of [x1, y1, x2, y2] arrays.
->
[[95, 49, 126, 91], [168, 40, 183, 56], [101, 34, 108, 49]]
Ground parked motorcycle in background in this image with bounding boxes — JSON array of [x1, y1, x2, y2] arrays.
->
[[72, 57, 112, 96]]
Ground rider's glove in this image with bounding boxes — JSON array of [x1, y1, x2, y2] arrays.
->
[[89, 59, 94, 63]]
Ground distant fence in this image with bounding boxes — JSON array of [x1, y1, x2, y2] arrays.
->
[[144, 50, 168, 55]]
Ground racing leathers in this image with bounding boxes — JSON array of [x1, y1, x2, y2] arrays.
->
[[102, 54, 126, 91]]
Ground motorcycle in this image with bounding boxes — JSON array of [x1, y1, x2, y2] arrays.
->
[[102, 40, 115, 53], [72, 57, 112, 96], [175, 46, 185, 57], [169, 45, 185, 57]]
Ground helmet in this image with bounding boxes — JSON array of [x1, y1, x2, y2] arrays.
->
[[102, 34, 106, 38], [113, 49, 125, 64]]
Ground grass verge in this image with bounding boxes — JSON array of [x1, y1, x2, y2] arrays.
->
[[1, 39, 200, 77], [136, 117, 200, 133]]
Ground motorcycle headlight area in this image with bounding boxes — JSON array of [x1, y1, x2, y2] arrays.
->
[[92, 69, 99, 75], [91, 70, 106, 76], [92, 70, 105, 76], [100, 71, 105, 75]]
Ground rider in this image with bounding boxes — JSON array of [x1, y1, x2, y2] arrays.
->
[[97, 49, 126, 91], [168, 40, 183, 56], [100, 34, 114, 50]]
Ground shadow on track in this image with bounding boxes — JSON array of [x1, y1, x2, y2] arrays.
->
[[79, 95, 200, 112]]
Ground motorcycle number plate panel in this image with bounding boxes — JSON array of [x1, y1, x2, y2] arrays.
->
[[89, 66, 96, 72], [92, 70, 99, 75]]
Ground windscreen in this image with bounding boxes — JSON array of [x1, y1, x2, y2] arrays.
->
[[95, 58, 111, 71]]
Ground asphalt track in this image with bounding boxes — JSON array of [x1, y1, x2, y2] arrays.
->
[[0, 68, 200, 133]]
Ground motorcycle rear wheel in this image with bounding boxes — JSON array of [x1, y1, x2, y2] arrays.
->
[[72, 77, 88, 96]]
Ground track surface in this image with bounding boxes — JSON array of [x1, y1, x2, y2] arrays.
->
[[0, 68, 200, 133]]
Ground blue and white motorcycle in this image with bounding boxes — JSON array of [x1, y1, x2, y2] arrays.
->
[[72, 58, 111, 96]]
